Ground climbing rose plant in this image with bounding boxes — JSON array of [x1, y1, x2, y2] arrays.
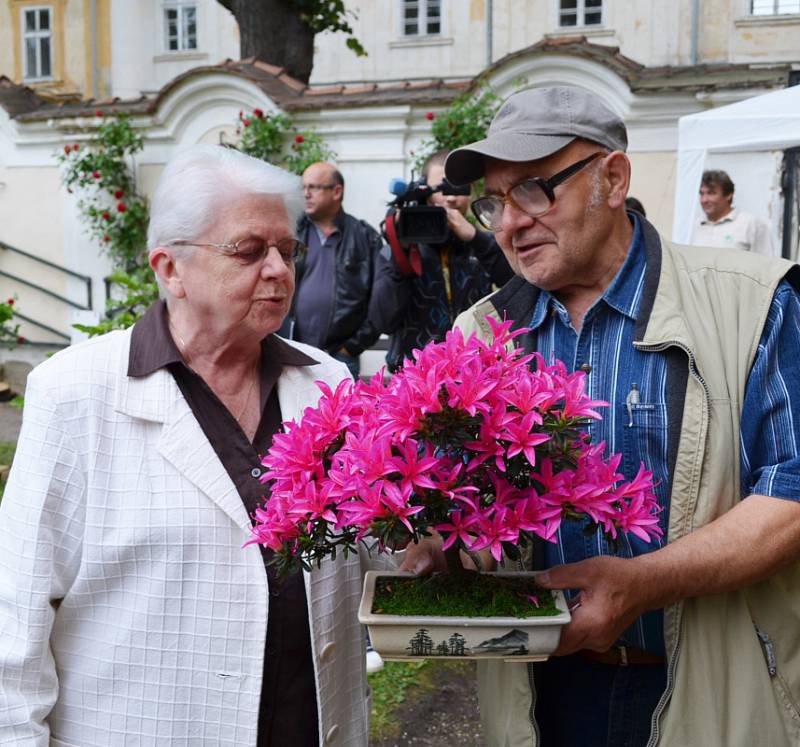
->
[[413, 86, 502, 173], [0, 297, 23, 347], [250, 319, 662, 577], [57, 112, 156, 336], [235, 108, 336, 175]]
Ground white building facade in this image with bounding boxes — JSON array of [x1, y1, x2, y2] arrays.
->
[[1, 0, 799, 355]]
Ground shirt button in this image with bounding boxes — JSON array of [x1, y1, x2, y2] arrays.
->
[[251, 467, 262, 478], [579, 363, 592, 374]]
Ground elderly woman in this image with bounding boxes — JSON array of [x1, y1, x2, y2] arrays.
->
[[0, 146, 371, 746]]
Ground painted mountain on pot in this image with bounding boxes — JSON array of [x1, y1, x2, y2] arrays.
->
[[474, 629, 530, 655]]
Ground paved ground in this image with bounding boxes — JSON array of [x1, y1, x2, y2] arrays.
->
[[0, 402, 22, 443], [371, 662, 486, 747]]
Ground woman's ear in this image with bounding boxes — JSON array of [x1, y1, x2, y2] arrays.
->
[[149, 247, 186, 299]]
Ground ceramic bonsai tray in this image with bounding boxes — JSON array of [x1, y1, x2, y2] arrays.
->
[[358, 570, 571, 663]]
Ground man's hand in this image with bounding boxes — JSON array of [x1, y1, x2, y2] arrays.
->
[[536, 555, 653, 656], [444, 207, 477, 242]]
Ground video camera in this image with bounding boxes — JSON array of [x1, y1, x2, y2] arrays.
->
[[384, 176, 471, 245]]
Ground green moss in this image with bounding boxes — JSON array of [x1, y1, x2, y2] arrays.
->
[[372, 574, 559, 618]]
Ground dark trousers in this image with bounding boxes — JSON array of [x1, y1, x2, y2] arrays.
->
[[534, 654, 667, 747]]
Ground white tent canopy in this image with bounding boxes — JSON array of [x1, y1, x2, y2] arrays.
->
[[673, 85, 800, 245]]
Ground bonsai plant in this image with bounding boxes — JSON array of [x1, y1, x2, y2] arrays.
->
[[249, 319, 661, 659]]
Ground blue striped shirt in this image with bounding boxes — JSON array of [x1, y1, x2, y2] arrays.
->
[[530, 215, 800, 654]]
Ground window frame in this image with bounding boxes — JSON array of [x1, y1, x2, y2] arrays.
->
[[21, 4, 54, 82], [557, 0, 604, 29], [162, 0, 198, 53], [748, 0, 800, 16], [400, 0, 443, 38]]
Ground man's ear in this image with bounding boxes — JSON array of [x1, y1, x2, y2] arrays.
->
[[149, 247, 187, 299], [333, 184, 344, 203], [603, 151, 632, 210]]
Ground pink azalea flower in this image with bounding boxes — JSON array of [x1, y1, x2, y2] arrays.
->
[[249, 317, 663, 571]]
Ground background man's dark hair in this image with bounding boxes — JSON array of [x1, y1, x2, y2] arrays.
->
[[701, 169, 735, 196], [330, 167, 345, 188]]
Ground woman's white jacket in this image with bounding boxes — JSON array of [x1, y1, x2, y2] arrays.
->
[[0, 327, 377, 746]]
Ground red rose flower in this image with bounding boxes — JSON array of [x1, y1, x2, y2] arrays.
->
[[7, 298, 14, 305], [17, 335, 25, 344], [254, 108, 264, 118], [426, 111, 435, 120], [64, 145, 71, 154], [243, 119, 251, 127], [102, 211, 111, 221], [117, 203, 126, 213], [114, 190, 124, 199], [95, 110, 103, 117], [73, 143, 79, 151], [103, 235, 111, 242], [295, 134, 304, 144], [93, 170, 101, 179]]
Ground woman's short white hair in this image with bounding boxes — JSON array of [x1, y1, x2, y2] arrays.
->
[[147, 144, 304, 254]]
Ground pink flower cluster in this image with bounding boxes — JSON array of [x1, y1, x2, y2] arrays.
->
[[250, 319, 661, 571]]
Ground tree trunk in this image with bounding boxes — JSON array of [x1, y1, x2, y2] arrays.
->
[[218, 0, 315, 85]]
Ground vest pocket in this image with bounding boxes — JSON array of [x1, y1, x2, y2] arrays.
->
[[755, 624, 800, 724]]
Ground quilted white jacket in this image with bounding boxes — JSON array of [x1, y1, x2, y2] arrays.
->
[[0, 327, 377, 746]]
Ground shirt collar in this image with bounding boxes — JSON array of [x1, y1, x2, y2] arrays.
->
[[528, 212, 647, 331], [127, 300, 319, 378], [700, 208, 737, 226]]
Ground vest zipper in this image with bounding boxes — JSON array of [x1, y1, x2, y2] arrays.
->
[[755, 625, 778, 676], [633, 340, 710, 400], [634, 339, 709, 747]]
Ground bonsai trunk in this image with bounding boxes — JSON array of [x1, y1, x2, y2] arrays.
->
[[444, 544, 474, 581]]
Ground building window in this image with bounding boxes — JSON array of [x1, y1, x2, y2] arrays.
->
[[750, 0, 800, 14], [164, 2, 198, 51], [558, 0, 603, 27], [402, 0, 441, 36], [22, 6, 53, 80]]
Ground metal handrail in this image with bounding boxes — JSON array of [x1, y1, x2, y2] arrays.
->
[[12, 312, 71, 342], [0, 240, 92, 311]]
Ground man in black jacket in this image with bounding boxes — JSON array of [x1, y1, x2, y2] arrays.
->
[[283, 161, 381, 377], [369, 149, 513, 371]]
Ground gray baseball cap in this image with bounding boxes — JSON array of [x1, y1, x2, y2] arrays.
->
[[444, 86, 628, 185]]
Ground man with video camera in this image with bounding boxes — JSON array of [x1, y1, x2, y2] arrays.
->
[[369, 148, 513, 371]]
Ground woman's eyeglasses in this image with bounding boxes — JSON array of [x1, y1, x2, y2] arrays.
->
[[168, 237, 306, 266]]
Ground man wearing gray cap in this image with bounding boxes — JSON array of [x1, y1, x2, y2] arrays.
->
[[405, 86, 800, 746]]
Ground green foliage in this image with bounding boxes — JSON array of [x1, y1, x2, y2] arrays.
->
[[369, 661, 431, 741], [57, 113, 157, 337], [413, 87, 503, 173], [291, 0, 367, 56], [9, 396, 23, 410], [235, 108, 336, 175], [0, 297, 22, 347], [0, 441, 16, 502], [73, 268, 159, 336]]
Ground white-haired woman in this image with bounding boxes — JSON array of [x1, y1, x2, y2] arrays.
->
[[0, 145, 371, 746]]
